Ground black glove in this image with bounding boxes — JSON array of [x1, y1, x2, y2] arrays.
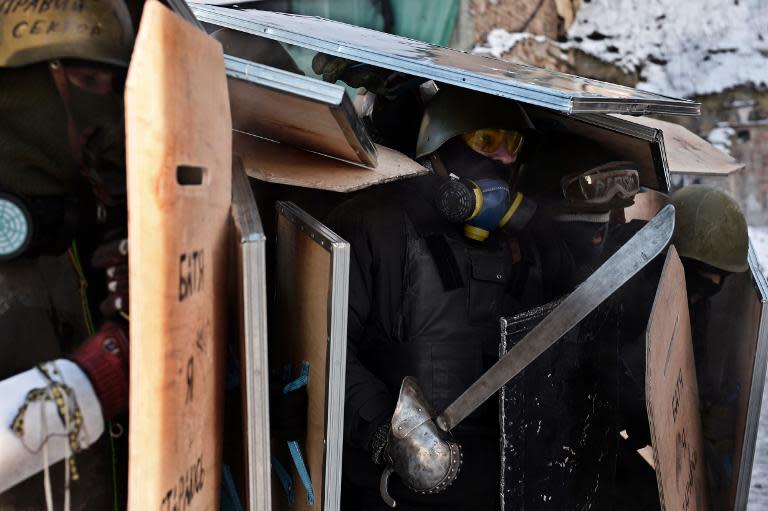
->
[[91, 236, 128, 318], [311, 53, 425, 98]]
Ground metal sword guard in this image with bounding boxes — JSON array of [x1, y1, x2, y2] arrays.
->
[[379, 376, 463, 507]]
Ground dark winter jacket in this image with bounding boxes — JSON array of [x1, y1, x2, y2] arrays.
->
[[326, 174, 575, 510]]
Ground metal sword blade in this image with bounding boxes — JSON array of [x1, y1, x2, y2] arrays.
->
[[436, 204, 676, 432]]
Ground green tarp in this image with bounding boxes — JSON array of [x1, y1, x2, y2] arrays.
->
[[290, 0, 460, 46]]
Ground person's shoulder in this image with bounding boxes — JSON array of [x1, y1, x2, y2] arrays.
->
[[325, 180, 425, 242]]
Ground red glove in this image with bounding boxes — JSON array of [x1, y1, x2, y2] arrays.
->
[[69, 322, 129, 421]]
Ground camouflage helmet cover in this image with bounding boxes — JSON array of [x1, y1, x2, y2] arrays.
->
[[415, 85, 535, 159], [0, 0, 134, 68], [671, 185, 749, 273]]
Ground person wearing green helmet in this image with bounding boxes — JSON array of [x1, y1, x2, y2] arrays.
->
[[602, 185, 749, 510], [0, 1, 137, 508], [323, 84, 579, 510]]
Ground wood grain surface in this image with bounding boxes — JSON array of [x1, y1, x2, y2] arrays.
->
[[125, 2, 232, 509], [235, 132, 426, 192], [646, 247, 710, 511], [272, 212, 332, 510]]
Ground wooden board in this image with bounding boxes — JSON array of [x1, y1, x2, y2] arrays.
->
[[125, 2, 232, 510], [273, 202, 349, 510], [235, 132, 426, 192], [625, 189, 670, 222], [645, 247, 710, 511], [614, 114, 744, 176], [231, 158, 271, 511]]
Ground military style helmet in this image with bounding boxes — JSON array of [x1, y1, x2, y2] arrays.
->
[[0, 0, 135, 68], [671, 185, 749, 273], [415, 85, 535, 159]]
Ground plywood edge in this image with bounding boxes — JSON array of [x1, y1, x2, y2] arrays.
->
[[614, 114, 744, 176], [235, 133, 426, 192]]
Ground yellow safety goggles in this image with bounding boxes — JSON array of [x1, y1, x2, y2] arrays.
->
[[462, 129, 524, 157]]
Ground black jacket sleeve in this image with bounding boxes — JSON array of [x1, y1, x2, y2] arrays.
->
[[326, 194, 407, 451]]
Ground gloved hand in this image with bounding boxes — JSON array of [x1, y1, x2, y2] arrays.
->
[[378, 377, 462, 507], [311, 53, 425, 98], [312, 53, 390, 90], [69, 322, 129, 421], [91, 236, 128, 318]]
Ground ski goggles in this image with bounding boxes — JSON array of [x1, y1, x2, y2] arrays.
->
[[462, 129, 524, 157], [560, 163, 640, 207]]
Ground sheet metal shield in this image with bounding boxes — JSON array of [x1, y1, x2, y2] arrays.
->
[[704, 246, 768, 510], [231, 159, 271, 510], [190, 4, 700, 116], [498, 297, 618, 509]]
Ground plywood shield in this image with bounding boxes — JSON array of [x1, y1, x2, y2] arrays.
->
[[231, 159, 271, 511], [125, 2, 232, 510], [645, 247, 710, 511]]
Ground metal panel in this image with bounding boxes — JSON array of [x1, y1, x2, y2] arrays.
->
[[190, 4, 700, 116], [528, 107, 671, 192], [734, 246, 768, 510], [274, 201, 349, 511], [231, 159, 271, 511], [695, 243, 768, 510], [225, 55, 377, 167]]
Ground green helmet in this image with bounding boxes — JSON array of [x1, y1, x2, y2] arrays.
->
[[671, 185, 749, 273], [0, 0, 134, 68], [415, 85, 534, 159]]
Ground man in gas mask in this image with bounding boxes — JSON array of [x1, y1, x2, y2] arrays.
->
[[608, 185, 749, 510], [518, 133, 641, 279], [0, 0, 135, 508], [324, 85, 576, 510]]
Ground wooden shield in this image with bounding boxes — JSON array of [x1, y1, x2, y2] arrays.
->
[[645, 246, 710, 511], [125, 2, 232, 509]]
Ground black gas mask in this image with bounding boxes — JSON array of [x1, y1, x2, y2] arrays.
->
[[433, 137, 537, 240], [683, 258, 728, 300]]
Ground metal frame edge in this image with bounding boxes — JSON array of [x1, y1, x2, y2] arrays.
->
[[735, 244, 768, 510], [225, 54, 345, 106]]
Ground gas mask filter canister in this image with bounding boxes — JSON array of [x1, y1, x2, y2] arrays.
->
[[436, 177, 536, 241]]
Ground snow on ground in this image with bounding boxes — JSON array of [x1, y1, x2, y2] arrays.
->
[[566, 0, 768, 98]]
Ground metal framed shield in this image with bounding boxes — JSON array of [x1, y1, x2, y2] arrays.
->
[[190, 4, 699, 116], [273, 201, 349, 510], [704, 246, 768, 509]]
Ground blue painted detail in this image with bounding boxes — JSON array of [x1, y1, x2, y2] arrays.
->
[[272, 455, 296, 506], [465, 179, 513, 234]]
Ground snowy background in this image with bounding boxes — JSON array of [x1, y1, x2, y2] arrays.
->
[[565, 0, 768, 98], [474, 0, 768, 99]]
